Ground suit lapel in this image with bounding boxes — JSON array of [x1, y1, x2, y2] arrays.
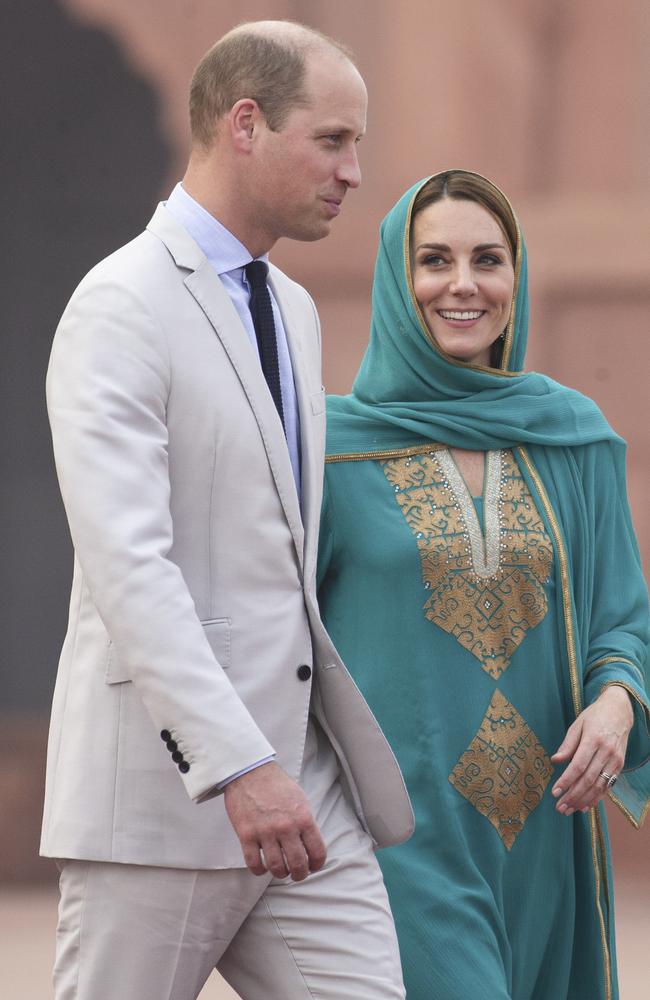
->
[[147, 207, 305, 568], [270, 274, 322, 581]]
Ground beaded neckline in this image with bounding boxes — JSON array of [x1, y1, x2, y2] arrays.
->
[[435, 449, 503, 579]]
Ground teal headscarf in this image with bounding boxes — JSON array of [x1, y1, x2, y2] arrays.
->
[[326, 170, 649, 826], [327, 171, 619, 455]]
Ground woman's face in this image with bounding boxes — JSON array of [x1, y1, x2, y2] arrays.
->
[[411, 197, 515, 367]]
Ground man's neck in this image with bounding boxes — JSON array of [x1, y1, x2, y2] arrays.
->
[[182, 163, 273, 259]]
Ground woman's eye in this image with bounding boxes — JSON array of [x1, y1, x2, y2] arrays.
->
[[422, 254, 446, 266], [477, 254, 501, 266]]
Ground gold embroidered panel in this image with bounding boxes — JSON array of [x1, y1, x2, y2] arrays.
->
[[449, 689, 553, 849], [382, 449, 553, 678]]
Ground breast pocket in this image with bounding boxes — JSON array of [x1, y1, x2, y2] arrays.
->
[[310, 388, 326, 416]]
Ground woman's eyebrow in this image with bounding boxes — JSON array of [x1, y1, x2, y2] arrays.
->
[[415, 241, 507, 252]]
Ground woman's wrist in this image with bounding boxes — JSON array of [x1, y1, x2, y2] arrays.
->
[[598, 683, 635, 729]]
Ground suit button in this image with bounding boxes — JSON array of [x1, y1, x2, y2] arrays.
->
[[297, 664, 312, 681], [160, 729, 172, 742], [178, 761, 190, 774], [166, 739, 178, 752], [172, 750, 183, 764]]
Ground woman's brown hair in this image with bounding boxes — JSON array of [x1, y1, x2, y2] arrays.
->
[[412, 170, 518, 262]]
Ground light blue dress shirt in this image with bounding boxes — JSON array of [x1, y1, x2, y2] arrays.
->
[[165, 183, 302, 496]]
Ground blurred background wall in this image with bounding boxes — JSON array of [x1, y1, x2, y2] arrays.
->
[[1, 0, 647, 992]]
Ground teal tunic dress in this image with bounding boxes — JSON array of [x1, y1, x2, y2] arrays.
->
[[320, 172, 650, 1000], [320, 446, 648, 999]]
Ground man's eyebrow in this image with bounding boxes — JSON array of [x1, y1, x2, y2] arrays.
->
[[315, 124, 366, 136]]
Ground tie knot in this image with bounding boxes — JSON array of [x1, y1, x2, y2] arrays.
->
[[245, 260, 269, 290]]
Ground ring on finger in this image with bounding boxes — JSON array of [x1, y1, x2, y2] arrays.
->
[[599, 770, 618, 789]]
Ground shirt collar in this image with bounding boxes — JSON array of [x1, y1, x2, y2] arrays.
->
[[164, 182, 268, 276]]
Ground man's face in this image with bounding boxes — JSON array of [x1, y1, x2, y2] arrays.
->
[[250, 51, 368, 247]]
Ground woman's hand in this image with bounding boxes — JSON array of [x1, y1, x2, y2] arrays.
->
[[551, 685, 634, 815]]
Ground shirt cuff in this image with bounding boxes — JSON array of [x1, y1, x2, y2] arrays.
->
[[215, 755, 276, 791]]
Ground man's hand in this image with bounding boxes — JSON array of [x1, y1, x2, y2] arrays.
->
[[551, 685, 634, 814], [223, 762, 326, 881]]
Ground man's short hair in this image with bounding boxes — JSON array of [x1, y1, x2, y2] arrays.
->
[[189, 21, 353, 149]]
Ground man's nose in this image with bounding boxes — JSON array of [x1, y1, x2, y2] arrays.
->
[[336, 146, 361, 189]]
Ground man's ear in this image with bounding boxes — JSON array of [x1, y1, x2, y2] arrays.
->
[[229, 99, 262, 153]]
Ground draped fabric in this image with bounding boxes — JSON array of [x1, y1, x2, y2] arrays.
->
[[321, 172, 649, 999]]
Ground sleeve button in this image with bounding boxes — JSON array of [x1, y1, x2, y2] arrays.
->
[[160, 729, 172, 742], [166, 739, 178, 752], [178, 761, 190, 774]]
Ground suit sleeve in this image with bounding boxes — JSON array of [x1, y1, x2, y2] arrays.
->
[[47, 272, 274, 802]]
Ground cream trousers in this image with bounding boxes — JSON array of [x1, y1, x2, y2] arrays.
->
[[53, 720, 405, 1000]]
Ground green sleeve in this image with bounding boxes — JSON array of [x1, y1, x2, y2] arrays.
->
[[580, 441, 650, 820]]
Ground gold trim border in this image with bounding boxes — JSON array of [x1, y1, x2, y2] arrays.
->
[[326, 442, 445, 464], [585, 656, 645, 686], [598, 681, 650, 828], [516, 446, 612, 1000]]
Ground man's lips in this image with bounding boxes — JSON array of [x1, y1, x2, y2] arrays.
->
[[323, 196, 343, 216]]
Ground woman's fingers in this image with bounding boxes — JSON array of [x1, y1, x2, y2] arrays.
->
[[551, 717, 583, 765], [552, 737, 597, 810], [552, 690, 631, 816], [556, 748, 610, 813]]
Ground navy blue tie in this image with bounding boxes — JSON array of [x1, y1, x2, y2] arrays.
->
[[245, 260, 285, 432]]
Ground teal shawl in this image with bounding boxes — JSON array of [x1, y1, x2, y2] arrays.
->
[[326, 172, 649, 825], [328, 174, 617, 452]]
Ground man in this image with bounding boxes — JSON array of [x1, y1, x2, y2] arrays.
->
[[41, 20, 413, 1000]]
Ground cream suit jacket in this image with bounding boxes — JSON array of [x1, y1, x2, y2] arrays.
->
[[40, 205, 413, 869]]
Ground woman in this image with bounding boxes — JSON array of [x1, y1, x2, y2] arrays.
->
[[318, 170, 649, 999]]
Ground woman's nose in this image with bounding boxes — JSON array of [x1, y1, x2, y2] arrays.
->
[[449, 263, 477, 295]]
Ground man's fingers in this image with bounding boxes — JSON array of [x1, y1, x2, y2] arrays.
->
[[276, 834, 311, 882], [224, 762, 327, 879], [300, 821, 327, 873], [242, 841, 267, 877], [259, 839, 290, 880]]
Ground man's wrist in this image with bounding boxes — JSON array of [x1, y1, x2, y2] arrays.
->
[[216, 755, 276, 792]]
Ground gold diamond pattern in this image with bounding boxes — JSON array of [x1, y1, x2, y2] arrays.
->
[[449, 689, 553, 849]]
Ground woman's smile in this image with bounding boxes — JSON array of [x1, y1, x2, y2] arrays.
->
[[436, 308, 486, 324]]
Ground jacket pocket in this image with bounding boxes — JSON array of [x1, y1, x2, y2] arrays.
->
[[201, 617, 232, 671], [105, 617, 232, 684]]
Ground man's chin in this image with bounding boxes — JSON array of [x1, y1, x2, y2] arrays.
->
[[281, 217, 334, 244]]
